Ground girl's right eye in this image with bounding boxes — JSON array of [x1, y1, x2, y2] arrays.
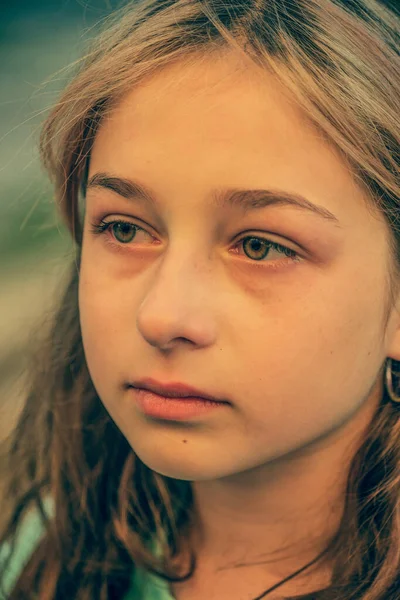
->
[[90, 218, 156, 246]]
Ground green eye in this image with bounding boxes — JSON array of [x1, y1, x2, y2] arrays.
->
[[111, 222, 138, 244], [238, 236, 298, 263]]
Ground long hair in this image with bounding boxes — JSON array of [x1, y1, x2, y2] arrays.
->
[[1, 1, 399, 598]]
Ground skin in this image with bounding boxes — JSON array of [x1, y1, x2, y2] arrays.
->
[[79, 50, 400, 598]]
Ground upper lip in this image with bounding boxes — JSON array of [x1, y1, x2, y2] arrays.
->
[[130, 378, 228, 403]]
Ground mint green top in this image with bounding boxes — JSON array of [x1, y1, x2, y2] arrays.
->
[[0, 497, 175, 599]]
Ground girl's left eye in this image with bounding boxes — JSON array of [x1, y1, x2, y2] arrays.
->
[[89, 218, 301, 267]]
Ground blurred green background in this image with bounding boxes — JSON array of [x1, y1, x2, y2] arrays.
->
[[0, 1, 121, 443]]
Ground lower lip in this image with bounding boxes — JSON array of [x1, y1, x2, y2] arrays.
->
[[130, 388, 229, 420]]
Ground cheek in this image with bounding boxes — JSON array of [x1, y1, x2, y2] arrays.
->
[[78, 261, 122, 396], [78, 255, 149, 402], [230, 282, 383, 430]]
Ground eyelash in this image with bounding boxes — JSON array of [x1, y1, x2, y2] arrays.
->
[[89, 218, 302, 268]]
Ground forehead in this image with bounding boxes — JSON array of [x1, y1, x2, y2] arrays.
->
[[97, 53, 331, 156], [89, 52, 375, 229]]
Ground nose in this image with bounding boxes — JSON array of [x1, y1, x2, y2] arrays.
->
[[136, 250, 217, 352]]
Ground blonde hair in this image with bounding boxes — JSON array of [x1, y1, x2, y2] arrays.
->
[[1, 1, 399, 598]]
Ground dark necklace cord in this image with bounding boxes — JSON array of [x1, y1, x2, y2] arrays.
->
[[250, 545, 332, 600]]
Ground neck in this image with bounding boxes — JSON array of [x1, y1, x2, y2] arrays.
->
[[186, 392, 379, 581]]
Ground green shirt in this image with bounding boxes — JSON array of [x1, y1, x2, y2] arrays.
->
[[0, 497, 175, 599]]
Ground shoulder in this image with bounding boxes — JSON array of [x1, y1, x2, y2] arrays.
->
[[1, 502, 173, 600], [125, 538, 176, 600], [127, 565, 175, 600], [0, 496, 54, 599]]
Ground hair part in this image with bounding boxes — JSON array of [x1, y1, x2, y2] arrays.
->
[[1, 1, 399, 598]]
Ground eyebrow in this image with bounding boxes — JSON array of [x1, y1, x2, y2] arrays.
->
[[86, 172, 342, 227]]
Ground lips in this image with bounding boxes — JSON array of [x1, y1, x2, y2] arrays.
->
[[129, 378, 229, 403]]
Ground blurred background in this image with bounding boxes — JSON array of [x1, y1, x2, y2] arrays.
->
[[0, 1, 121, 448]]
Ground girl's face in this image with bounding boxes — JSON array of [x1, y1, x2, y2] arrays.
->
[[79, 51, 400, 481]]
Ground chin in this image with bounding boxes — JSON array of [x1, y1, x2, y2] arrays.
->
[[133, 449, 221, 481]]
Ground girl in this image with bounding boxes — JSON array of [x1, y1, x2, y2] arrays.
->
[[0, 0, 399, 598]]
